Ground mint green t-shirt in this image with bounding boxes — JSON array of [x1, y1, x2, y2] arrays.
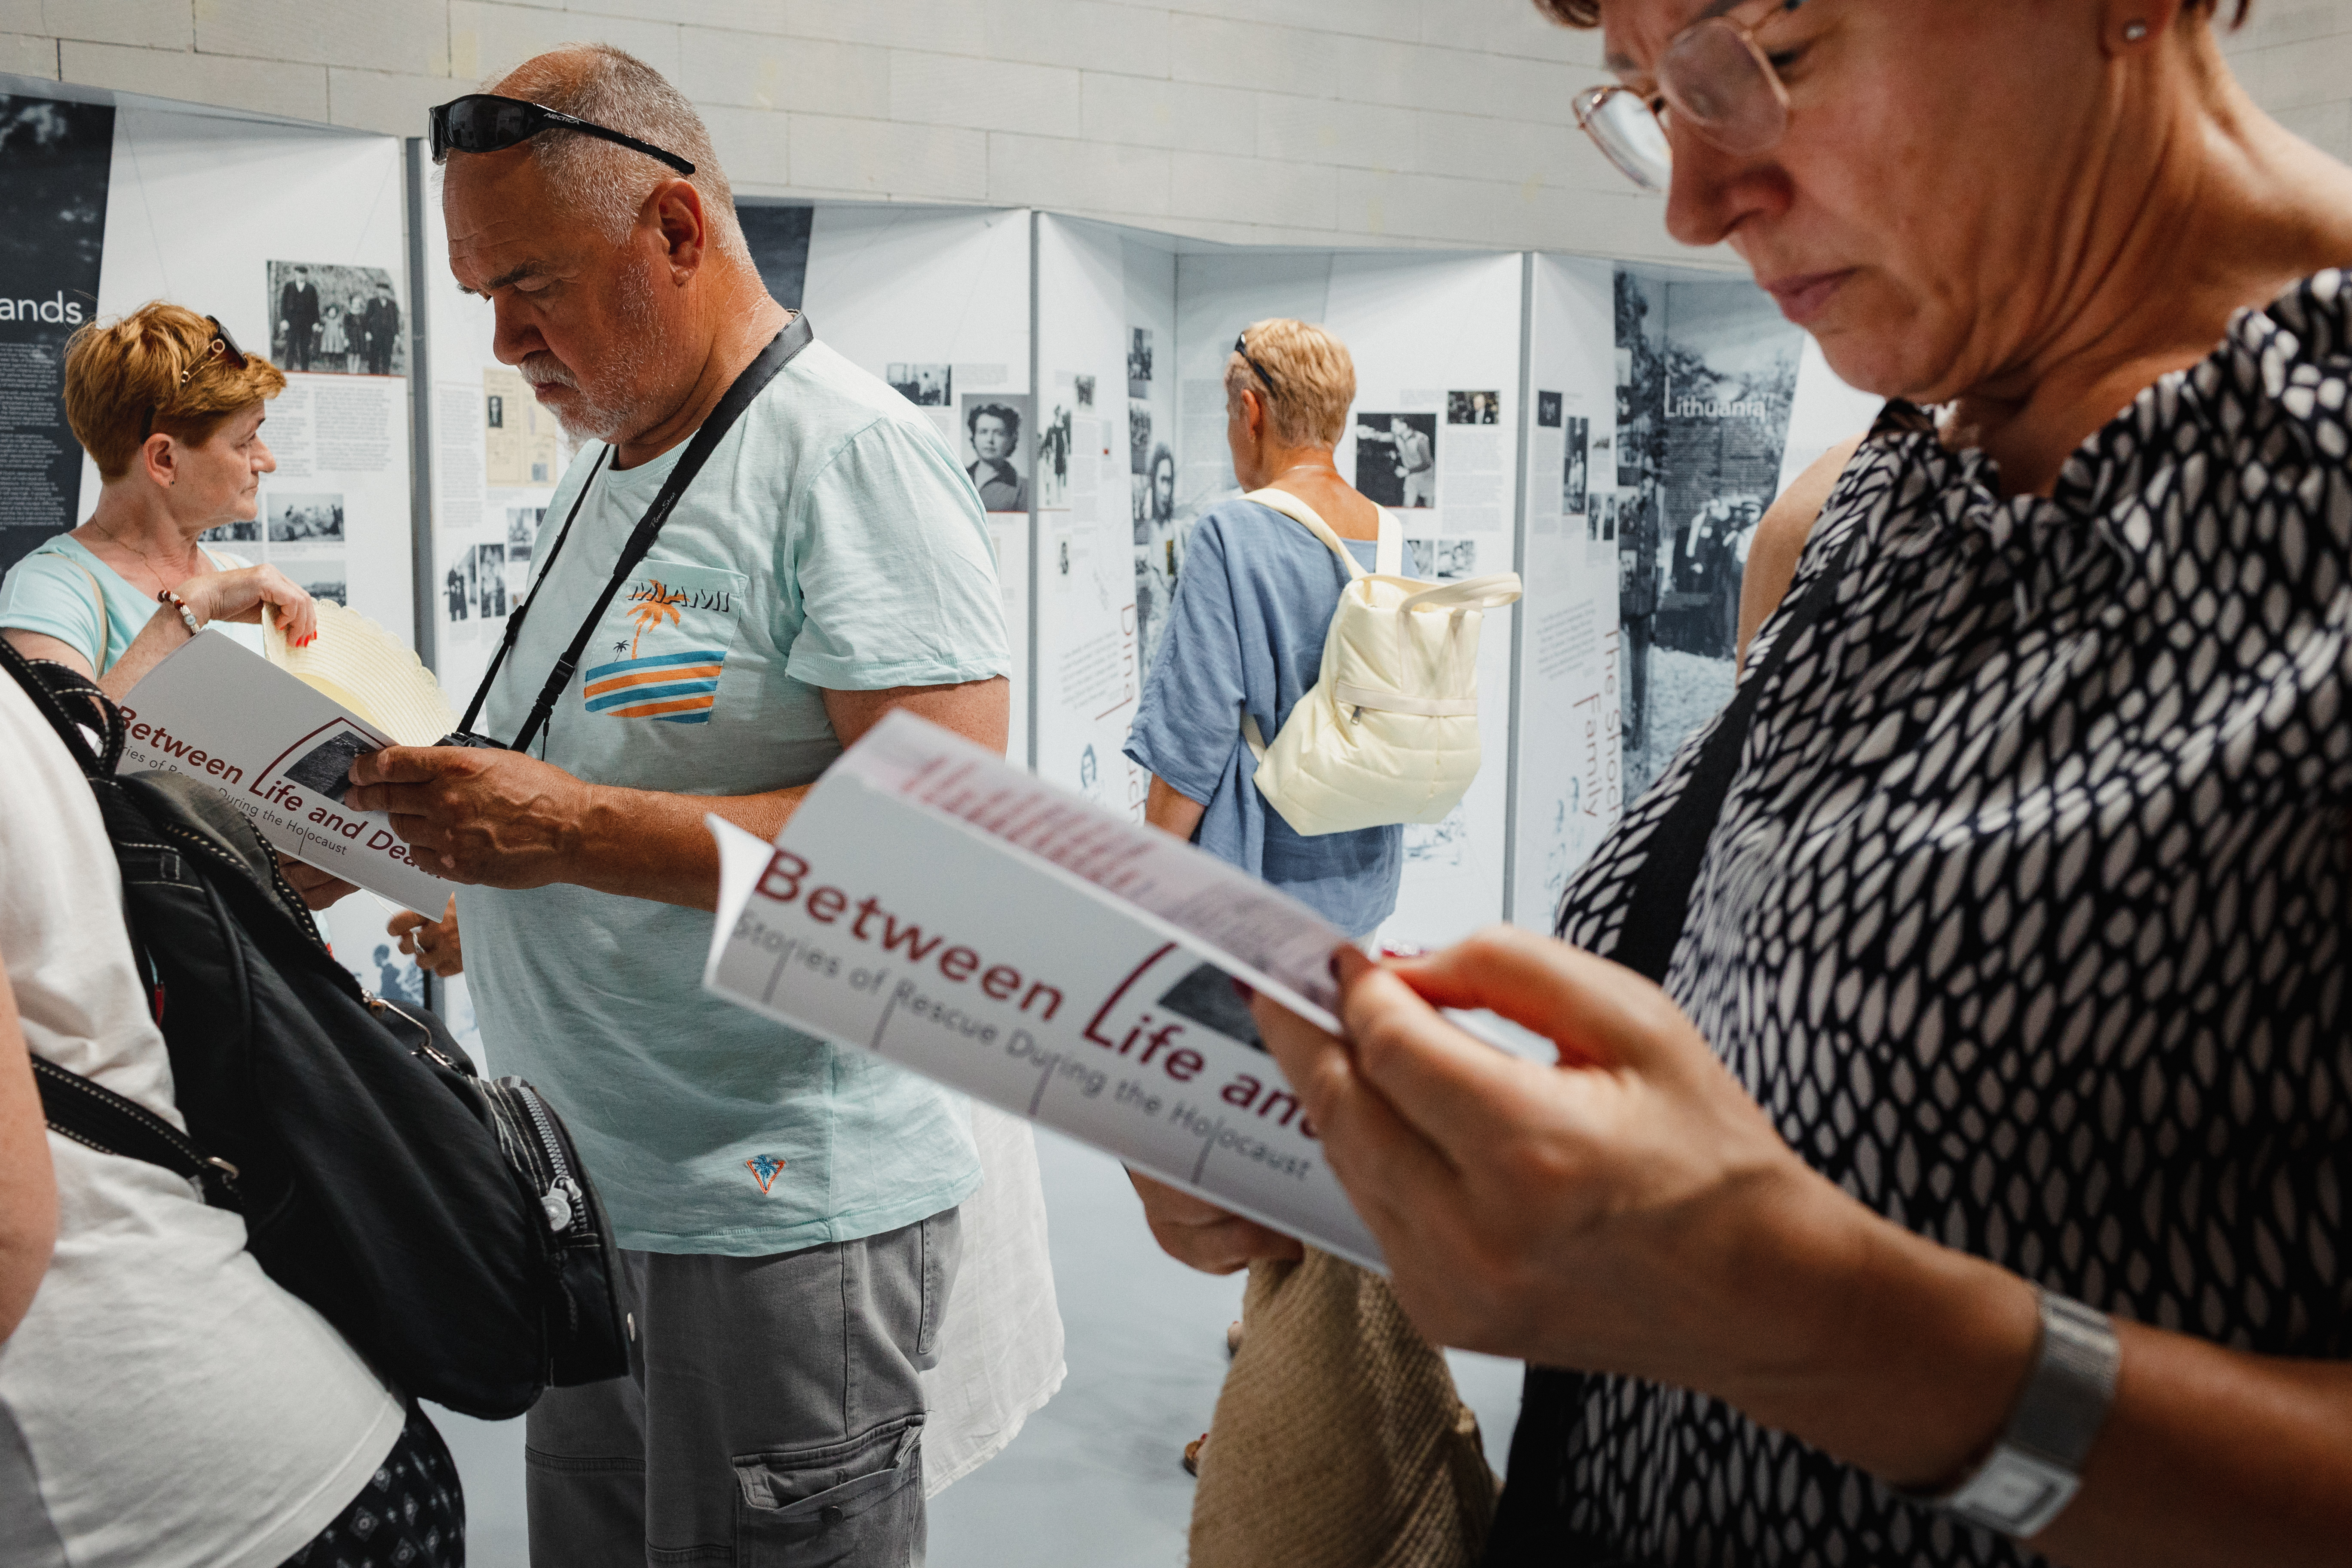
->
[[0, 534, 260, 673], [458, 336, 1007, 1255]]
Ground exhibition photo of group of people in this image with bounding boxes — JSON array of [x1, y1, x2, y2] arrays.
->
[[1, 3, 2350, 1568]]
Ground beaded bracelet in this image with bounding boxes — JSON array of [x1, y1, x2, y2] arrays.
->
[[157, 587, 202, 637]]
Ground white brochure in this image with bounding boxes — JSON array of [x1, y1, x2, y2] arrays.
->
[[116, 631, 459, 912], [704, 709, 1384, 1269]]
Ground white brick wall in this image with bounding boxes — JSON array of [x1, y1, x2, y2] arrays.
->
[[0, 0, 2343, 265]]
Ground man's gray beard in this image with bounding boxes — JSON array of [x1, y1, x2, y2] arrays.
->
[[527, 270, 664, 444]]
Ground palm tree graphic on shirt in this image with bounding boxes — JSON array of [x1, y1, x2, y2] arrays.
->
[[625, 581, 688, 658]]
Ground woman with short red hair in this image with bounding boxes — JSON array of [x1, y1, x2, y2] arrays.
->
[[0, 300, 318, 699]]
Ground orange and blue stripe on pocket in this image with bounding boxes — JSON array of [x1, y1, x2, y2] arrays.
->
[[583, 649, 727, 723]]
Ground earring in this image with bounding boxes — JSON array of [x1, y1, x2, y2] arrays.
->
[[2122, 18, 2148, 39]]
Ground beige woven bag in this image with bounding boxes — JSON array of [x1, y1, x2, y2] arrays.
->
[[1190, 1248, 1499, 1568]]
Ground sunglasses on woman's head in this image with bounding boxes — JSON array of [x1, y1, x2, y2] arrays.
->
[[177, 316, 247, 389], [429, 94, 696, 177], [1234, 333, 1282, 400]]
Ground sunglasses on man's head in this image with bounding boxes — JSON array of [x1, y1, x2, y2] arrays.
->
[[429, 94, 696, 177]]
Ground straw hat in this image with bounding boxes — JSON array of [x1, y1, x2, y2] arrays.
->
[[264, 601, 457, 747]]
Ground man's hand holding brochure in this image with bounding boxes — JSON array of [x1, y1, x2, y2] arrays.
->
[[113, 607, 462, 913]]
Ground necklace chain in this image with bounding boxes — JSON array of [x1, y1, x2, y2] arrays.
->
[[89, 519, 196, 597]]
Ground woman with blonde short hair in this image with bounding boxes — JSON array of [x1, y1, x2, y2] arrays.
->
[[1124, 319, 1495, 1564], [0, 301, 319, 701], [1126, 316, 1396, 945]]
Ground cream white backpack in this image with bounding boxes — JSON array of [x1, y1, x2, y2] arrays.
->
[[1239, 487, 1522, 836]]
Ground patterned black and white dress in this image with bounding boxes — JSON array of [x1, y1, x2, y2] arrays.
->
[[1548, 272, 2352, 1566]]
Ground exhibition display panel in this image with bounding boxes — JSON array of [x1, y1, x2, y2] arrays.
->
[[797, 203, 1036, 764], [1029, 213, 1170, 817], [1515, 253, 1624, 933]]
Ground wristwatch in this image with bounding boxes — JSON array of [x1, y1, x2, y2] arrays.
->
[[1911, 1288, 2120, 1538]]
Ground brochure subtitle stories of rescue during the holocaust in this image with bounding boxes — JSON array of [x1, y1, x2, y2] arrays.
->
[[702, 709, 1393, 1268]]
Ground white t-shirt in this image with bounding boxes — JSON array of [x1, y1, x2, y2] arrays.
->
[[0, 678, 405, 1568]]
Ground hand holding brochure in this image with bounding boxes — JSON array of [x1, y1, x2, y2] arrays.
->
[[703, 710, 1384, 1269], [116, 622, 460, 912]]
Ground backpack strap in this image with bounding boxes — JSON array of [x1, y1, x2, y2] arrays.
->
[[0, 630, 120, 776], [65, 559, 110, 675], [1375, 510, 1403, 578], [31, 1055, 242, 1209], [1242, 487, 1372, 579], [1396, 573, 1522, 614]]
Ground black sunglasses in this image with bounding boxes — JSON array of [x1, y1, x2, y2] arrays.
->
[[1234, 332, 1281, 401], [178, 315, 246, 388], [149, 315, 250, 438], [429, 94, 696, 177]]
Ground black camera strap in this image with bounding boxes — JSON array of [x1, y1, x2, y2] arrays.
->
[[454, 312, 815, 755]]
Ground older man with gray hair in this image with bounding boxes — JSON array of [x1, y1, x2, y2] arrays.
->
[[345, 44, 1017, 1567]]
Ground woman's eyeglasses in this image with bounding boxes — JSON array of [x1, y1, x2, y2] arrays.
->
[[177, 316, 247, 389], [1234, 332, 1282, 401], [1575, 0, 1805, 193], [429, 93, 696, 177]]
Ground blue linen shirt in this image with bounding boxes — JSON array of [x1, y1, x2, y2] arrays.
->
[[1124, 496, 1402, 938], [459, 336, 1006, 1256]]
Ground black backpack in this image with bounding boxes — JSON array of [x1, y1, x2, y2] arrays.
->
[[4, 640, 628, 1419]]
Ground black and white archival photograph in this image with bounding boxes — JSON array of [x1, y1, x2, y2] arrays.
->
[[507, 506, 542, 599], [1536, 390, 1562, 428], [1134, 441, 1180, 670], [887, 363, 952, 406], [283, 726, 373, 802], [1405, 537, 1478, 580], [1129, 399, 1153, 475], [267, 262, 405, 376], [1038, 399, 1072, 510], [268, 492, 344, 542], [1563, 415, 1590, 514], [1430, 538, 1477, 578], [468, 542, 508, 619], [1074, 373, 1096, 409], [960, 392, 1032, 514], [1127, 327, 1153, 397], [200, 518, 261, 543], [295, 563, 347, 606], [1352, 412, 1436, 508], [1447, 389, 1501, 425]]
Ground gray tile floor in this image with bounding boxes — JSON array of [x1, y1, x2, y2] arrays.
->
[[434, 1130, 1525, 1567]]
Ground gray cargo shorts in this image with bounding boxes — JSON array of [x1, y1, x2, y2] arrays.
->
[[524, 1207, 962, 1568]]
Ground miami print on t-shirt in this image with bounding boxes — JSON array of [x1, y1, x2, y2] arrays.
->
[[583, 557, 747, 725]]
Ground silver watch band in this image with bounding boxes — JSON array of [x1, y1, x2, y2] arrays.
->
[[1914, 1288, 2120, 1538]]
